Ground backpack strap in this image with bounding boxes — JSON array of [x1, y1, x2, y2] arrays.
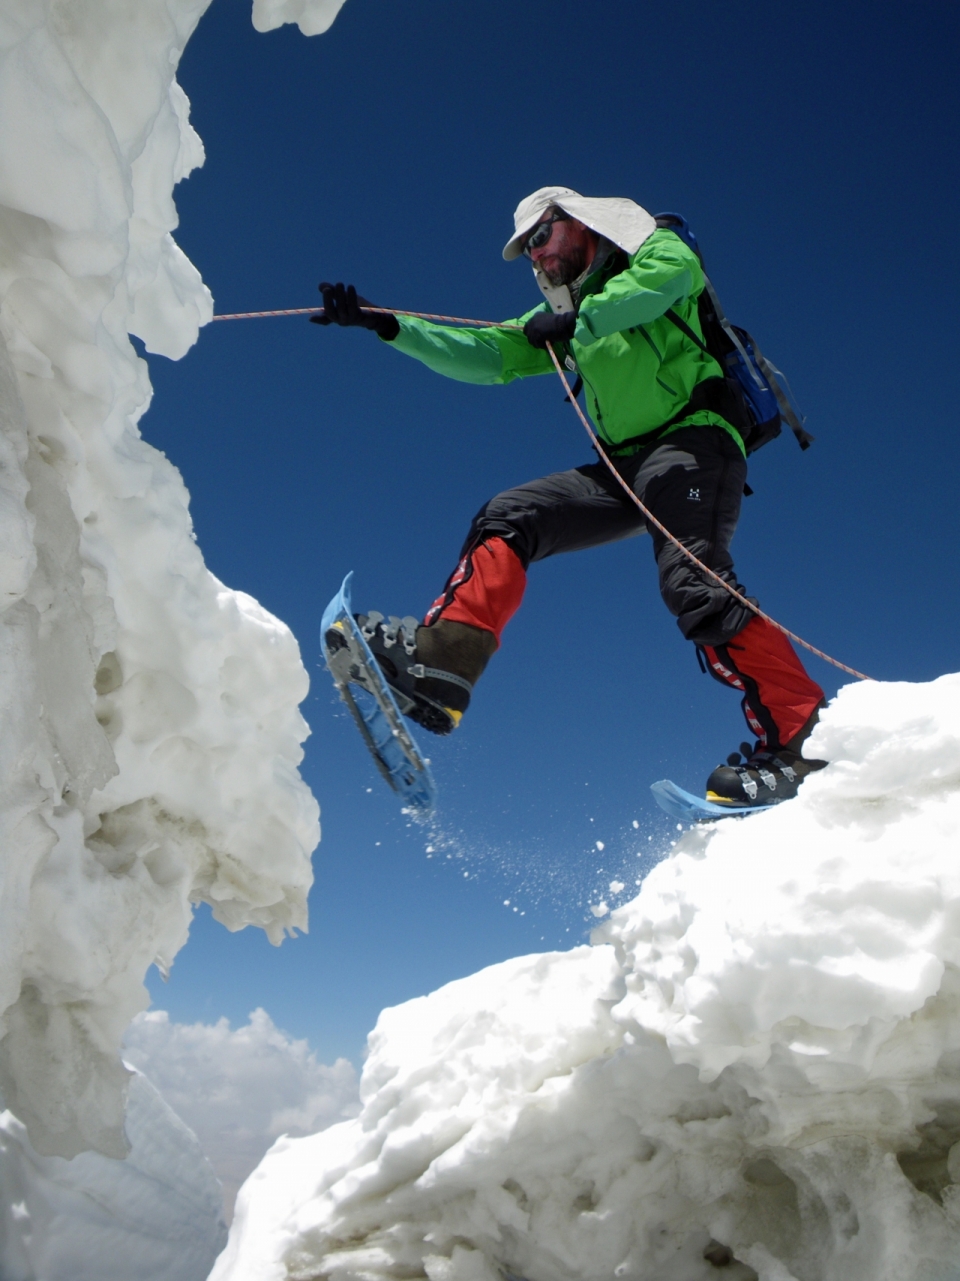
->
[[663, 306, 709, 355], [664, 289, 815, 451], [667, 282, 767, 394], [700, 279, 767, 391], [747, 339, 815, 451], [656, 217, 814, 451]]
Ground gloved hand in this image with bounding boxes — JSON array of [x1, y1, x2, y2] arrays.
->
[[310, 282, 400, 341], [523, 309, 578, 349]]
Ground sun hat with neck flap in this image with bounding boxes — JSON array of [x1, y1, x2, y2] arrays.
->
[[502, 186, 658, 261]]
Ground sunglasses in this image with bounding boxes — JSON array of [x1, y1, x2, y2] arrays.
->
[[523, 209, 570, 256]]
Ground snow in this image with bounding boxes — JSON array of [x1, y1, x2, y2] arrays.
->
[[124, 1009, 360, 1219], [0, 1068, 225, 1281], [214, 673, 960, 1281], [0, 0, 320, 1164], [253, 0, 349, 37]]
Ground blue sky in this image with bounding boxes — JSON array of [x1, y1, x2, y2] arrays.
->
[[141, 0, 960, 1065]]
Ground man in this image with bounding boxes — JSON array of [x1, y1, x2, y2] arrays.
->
[[314, 187, 825, 808]]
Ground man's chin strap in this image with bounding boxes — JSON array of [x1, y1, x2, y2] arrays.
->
[[531, 267, 575, 316]]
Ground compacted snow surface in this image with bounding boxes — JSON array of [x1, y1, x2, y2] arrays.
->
[[215, 674, 960, 1281]]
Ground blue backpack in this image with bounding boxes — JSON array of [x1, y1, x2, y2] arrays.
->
[[654, 213, 813, 454]]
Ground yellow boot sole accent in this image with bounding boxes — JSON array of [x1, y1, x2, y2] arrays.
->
[[705, 791, 743, 806], [444, 708, 463, 728]]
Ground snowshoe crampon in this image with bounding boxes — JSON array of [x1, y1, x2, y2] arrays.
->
[[321, 573, 436, 817]]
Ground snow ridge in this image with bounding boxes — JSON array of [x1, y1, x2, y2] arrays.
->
[[215, 675, 960, 1281]]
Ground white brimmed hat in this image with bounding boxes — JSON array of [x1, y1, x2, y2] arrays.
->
[[502, 186, 657, 261]]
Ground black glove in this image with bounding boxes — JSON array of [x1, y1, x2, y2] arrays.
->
[[523, 309, 578, 349], [310, 282, 400, 341]]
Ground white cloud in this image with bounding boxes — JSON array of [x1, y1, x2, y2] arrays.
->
[[124, 1010, 359, 1218]]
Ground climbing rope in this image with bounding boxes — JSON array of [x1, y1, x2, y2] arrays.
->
[[211, 305, 511, 327], [211, 303, 872, 682], [540, 342, 871, 681]]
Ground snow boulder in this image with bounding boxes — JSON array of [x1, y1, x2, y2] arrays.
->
[[213, 673, 960, 1281]]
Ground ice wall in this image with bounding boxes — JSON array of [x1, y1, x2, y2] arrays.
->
[[0, 0, 327, 1161], [214, 674, 960, 1281], [0, 1069, 226, 1280]]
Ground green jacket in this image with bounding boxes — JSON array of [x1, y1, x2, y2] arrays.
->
[[386, 228, 743, 454]]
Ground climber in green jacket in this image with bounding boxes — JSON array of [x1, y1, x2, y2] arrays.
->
[[386, 221, 740, 456], [314, 187, 826, 808]]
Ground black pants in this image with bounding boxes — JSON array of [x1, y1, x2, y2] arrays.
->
[[459, 424, 752, 648]]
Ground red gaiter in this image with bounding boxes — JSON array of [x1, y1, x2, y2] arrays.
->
[[702, 614, 825, 748], [425, 537, 526, 644]]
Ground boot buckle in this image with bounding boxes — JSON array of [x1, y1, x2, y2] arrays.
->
[[773, 757, 797, 782], [735, 767, 758, 800]]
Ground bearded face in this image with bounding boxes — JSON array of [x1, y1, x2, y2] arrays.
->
[[527, 213, 598, 287], [540, 242, 591, 286]]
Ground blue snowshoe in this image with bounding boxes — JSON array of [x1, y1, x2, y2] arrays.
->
[[653, 738, 825, 823], [651, 779, 778, 823], [321, 574, 437, 817]]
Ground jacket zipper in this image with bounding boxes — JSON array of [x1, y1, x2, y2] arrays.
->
[[575, 362, 606, 434]]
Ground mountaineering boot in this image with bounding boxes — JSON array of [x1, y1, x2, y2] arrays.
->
[[356, 613, 497, 736], [705, 705, 828, 808]]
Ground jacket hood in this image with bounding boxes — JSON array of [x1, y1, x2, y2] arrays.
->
[[502, 186, 657, 261]]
